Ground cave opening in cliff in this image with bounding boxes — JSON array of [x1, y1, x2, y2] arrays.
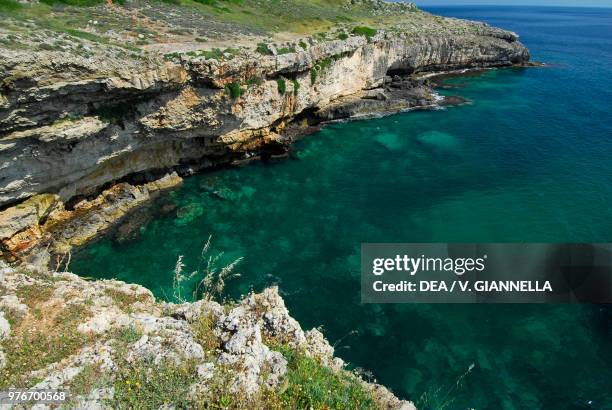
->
[[386, 67, 415, 77]]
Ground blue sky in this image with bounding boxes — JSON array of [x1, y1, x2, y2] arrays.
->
[[411, 0, 611, 6]]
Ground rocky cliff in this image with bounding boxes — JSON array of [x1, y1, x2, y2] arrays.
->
[[0, 5, 529, 265], [0, 2, 532, 408], [0, 261, 415, 409]]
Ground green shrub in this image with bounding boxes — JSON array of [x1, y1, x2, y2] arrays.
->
[[0, 0, 22, 11], [352, 26, 377, 41], [256, 42, 273, 55], [163, 52, 181, 61], [277, 46, 296, 55], [309, 56, 335, 85], [292, 79, 300, 96], [201, 48, 237, 60], [246, 76, 262, 88], [224, 47, 239, 56], [298, 40, 308, 50], [224, 82, 242, 99], [277, 78, 286, 95], [318, 56, 333, 71], [202, 48, 224, 60], [338, 31, 349, 40], [310, 68, 318, 85]]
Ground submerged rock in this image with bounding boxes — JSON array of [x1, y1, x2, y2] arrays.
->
[[112, 208, 154, 244], [176, 203, 205, 225], [417, 130, 460, 149], [375, 132, 405, 151]]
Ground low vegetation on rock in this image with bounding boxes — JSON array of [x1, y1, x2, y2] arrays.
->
[[352, 25, 378, 41], [277, 78, 287, 95], [225, 82, 243, 99], [256, 42, 273, 55], [292, 79, 300, 96], [0, 261, 415, 408], [246, 75, 262, 88]]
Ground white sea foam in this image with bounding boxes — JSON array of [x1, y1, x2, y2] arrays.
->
[[433, 92, 445, 103]]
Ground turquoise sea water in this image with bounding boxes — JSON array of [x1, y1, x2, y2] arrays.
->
[[73, 7, 612, 409]]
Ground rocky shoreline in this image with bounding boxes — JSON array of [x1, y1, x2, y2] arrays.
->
[[0, 18, 530, 266], [0, 261, 415, 409], [0, 3, 532, 406]]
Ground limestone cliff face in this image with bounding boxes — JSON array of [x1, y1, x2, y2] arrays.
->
[[0, 19, 529, 263]]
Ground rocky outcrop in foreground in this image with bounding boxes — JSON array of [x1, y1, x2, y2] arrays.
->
[[0, 8, 529, 265], [0, 262, 414, 409]]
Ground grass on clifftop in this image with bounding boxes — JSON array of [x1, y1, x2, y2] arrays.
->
[[0, 297, 93, 389], [276, 346, 377, 409], [0, 266, 384, 408], [0, 0, 420, 53], [106, 345, 377, 409], [111, 358, 198, 409]]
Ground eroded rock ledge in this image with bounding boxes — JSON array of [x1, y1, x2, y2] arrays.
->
[[0, 13, 529, 264], [0, 262, 415, 409]]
